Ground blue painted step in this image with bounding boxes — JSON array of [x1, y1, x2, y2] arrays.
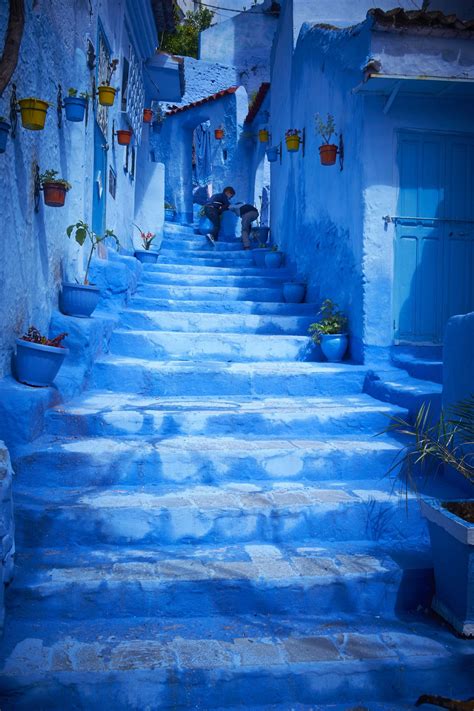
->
[[143, 262, 293, 277], [136, 284, 284, 302], [391, 350, 443, 384], [364, 368, 442, 419], [142, 272, 289, 288], [127, 296, 316, 315]]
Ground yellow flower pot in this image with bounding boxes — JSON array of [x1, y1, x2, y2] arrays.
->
[[285, 135, 300, 152], [259, 129, 269, 143], [18, 98, 49, 131], [98, 86, 116, 107]]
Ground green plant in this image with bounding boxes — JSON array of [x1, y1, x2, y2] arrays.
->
[[67, 88, 89, 99], [315, 113, 336, 144], [160, 7, 214, 58], [66, 221, 119, 285], [285, 129, 301, 138], [21, 326, 67, 348], [133, 223, 156, 251], [308, 299, 348, 344], [39, 170, 71, 191]]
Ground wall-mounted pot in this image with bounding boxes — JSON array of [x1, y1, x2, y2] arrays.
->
[[43, 182, 68, 207], [64, 96, 87, 122], [319, 144, 338, 166], [97, 86, 116, 107], [18, 98, 49, 130]]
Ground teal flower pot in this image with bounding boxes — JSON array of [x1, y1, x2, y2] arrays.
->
[[59, 282, 100, 318], [15, 339, 68, 387], [320, 333, 348, 362]]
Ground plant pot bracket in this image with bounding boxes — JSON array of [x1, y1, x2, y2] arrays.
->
[[9, 84, 18, 139], [33, 162, 41, 213], [57, 84, 63, 129]]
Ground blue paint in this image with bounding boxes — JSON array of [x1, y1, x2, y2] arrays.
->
[[59, 283, 101, 318], [92, 121, 107, 238], [14, 339, 69, 388], [63, 97, 87, 123], [0, 120, 10, 153]]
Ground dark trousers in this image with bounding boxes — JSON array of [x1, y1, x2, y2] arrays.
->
[[204, 206, 220, 239]]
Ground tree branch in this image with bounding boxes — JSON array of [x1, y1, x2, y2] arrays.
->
[[0, 0, 25, 98]]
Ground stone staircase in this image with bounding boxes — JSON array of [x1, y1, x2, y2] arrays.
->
[[1, 224, 472, 709]]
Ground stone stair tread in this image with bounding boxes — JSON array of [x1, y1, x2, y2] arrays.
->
[[143, 263, 293, 276], [127, 297, 317, 315]]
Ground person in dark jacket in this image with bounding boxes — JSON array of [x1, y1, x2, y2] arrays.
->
[[204, 186, 235, 243], [229, 202, 259, 249]]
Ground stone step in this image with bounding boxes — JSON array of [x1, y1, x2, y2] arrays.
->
[[163, 222, 196, 235], [157, 254, 265, 267], [0, 617, 470, 710], [108, 329, 316, 363], [142, 271, 288, 288], [44, 393, 403, 439], [119, 309, 314, 335], [15, 432, 402, 486], [363, 369, 442, 419], [143, 261, 293, 278], [127, 296, 316, 315], [160, 238, 246, 252], [391, 351, 443, 384], [13, 480, 426, 548], [90, 358, 368, 396], [136, 283, 284, 302], [8, 540, 433, 621]]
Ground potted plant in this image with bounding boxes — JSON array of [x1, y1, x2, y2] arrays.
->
[[285, 129, 301, 152], [0, 117, 11, 153], [143, 108, 153, 123], [259, 128, 269, 143], [266, 146, 279, 163], [98, 58, 119, 106], [62, 221, 119, 317], [265, 245, 284, 269], [18, 97, 49, 130], [15, 326, 68, 387], [315, 113, 338, 166], [64, 88, 89, 122], [283, 280, 306, 303], [386, 399, 474, 636], [164, 202, 176, 222], [308, 299, 348, 362], [214, 126, 224, 140], [116, 128, 132, 146], [133, 224, 159, 264], [40, 170, 72, 207]]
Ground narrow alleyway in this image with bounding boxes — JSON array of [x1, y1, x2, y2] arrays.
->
[[0, 224, 471, 708]]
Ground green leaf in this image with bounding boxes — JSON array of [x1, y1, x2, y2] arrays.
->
[[75, 227, 87, 246], [66, 225, 73, 237]]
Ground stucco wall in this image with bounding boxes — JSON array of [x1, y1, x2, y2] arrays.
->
[[442, 312, 474, 410], [0, 442, 14, 634], [178, 57, 237, 106], [0, 0, 160, 378]]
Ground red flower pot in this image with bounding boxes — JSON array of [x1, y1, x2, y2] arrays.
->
[[319, 144, 338, 166], [43, 182, 67, 207], [143, 108, 153, 123], [117, 129, 132, 146], [214, 129, 224, 140]]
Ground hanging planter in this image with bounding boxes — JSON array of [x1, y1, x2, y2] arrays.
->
[[319, 144, 338, 166], [315, 113, 339, 166], [64, 89, 89, 122], [285, 129, 301, 152], [117, 129, 132, 146], [266, 146, 279, 163], [259, 128, 269, 143], [40, 170, 71, 208], [15, 327, 68, 387], [214, 127, 224, 140], [0, 119, 11, 153], [143, 108, 153, 123], [18, 98, 49, 131], [97, 85, 116, 107]]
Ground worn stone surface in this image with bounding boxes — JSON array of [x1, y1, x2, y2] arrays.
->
[[0, 442, 14, 633]]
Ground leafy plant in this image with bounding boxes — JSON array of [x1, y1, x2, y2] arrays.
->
[[39, 170, 71, 191], [133, 223, 156, 251], [383, 398, 474, 489], [160, 7, 214, 58], [308, 299, 348, 344], [315, 113, 336, 144], [100, 58, 119, 87], [21, 326, 67, 349], [66, 221, 119, 285], [67, 88, 89, 99], [285, 129, 301, 138]]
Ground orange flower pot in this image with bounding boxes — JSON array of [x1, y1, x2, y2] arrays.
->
[[18, 98, 49, 131], [319, 144, 338, 166], [117, 129, 132, 146], [143, 108, 153, 123], [97, 85, 116, 107], [43, 183, 67, 207], [214, 128, 224, 140], [285, 135, 300, 152], [259, 129, 269, 143]]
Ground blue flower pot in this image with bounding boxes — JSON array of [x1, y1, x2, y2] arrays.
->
[[64, 96, 87, 122], [135, 249, 159, 264], [165, 209, 176, 222], [283, 282, 306, 303], [59, 282, 101, 318], [15, 339, 68, 387], [0, 120, 10, 153], [265, 251, 284, 269], [320, 333, 348, 362], [252, 248, 271, 267], [266, 146, 279, 163], [421, 498, 474, 636], [251, 226, 269, 244]]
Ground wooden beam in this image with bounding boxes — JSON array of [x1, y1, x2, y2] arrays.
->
[[0, 0, 25, 98]]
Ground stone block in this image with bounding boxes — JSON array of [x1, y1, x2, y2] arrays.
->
[[283, 636, 340, 663]]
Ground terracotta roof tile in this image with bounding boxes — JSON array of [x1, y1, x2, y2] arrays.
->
[[368, 8, 474, 33], [165, 86, 238, 116]]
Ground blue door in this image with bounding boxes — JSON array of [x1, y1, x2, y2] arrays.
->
[[394, 132, 474, 343], [92, 121, 107, 237]]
